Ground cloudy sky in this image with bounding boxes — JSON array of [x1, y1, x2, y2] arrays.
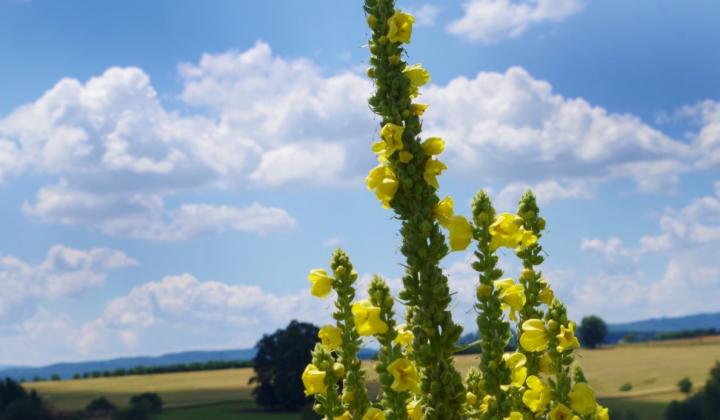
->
[[1, 0, 719, 366]]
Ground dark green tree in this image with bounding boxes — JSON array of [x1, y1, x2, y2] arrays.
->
[[0, 379, 49, 420], [579, 315, 608, 349], [678, 377, 693, 394], [666, 362, 720, 419], [250, 320, 319, 410], [129, 392, 163, 413], [85, 396, 117, 412]]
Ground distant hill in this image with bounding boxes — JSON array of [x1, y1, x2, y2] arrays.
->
[[0, 348, 257, 381], [0, 346, 379, 382], [606, 312, 720, 344]]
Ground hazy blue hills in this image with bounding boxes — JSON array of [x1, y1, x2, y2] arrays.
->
[[0, 348, 257, 381], [0, 347, 379, 381], [608, 312, 720, 333], [2, 312, 717, 381]]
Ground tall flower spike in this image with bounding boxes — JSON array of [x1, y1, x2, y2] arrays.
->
[[470, 191, 513, 419], [365, 0, 466, 418], [369, 276, 414, 419], [330, 250, 369, 418]]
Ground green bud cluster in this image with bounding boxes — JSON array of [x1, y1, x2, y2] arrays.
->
[[330, 249, 369, 417], [310, 344, 344, 417], [369, 276, 408, 420], [364, 0, 465, 418], [470, 191, 513, 418], [545, 302, 574, 405], [516, 191, 547, 375]]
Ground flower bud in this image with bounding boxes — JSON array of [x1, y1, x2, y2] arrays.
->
[[537, 217, 546, 230], [520, 268, 533, 282], [547, 320, 559, 332], [389, 54, 401, 65], [379, 35, 388, 45], [367, 14, 378, 29], [477, 283, 492, 299], [367, 67, 375, 78], [333, 362, 345, 377]]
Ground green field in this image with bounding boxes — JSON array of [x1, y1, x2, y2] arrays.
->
[[26, 336, 720, 419]]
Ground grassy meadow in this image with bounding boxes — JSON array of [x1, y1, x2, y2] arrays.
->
[[26, 336, 720, 419]]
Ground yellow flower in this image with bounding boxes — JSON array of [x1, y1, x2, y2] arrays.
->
[[489, 213, 538, 251], [505, 412, 523, 420], [478, 395, 492, 414], [503, 352, 528, 387], [556, 322, 580, 352], [380, 123, 404, 157], [366, 165, 399, 209], [494, 278, 526, 321], [569, 382, 597, 415], [548, 403, 574, 420], [371, 141, 388, 163], [403, 64, 431, 95], [375, 172, 399, 209], [387, 358, 421, 393], [406, 399, 422, 420], [366, 165, 386, 189], [421, 137, 445, 155], [423, 159, 447, 189], [352, 300, 388, 336], [301, 364, 326, 396], [308, 268, 333, 298], [448, 215, 473, 251], [394, 324, 414, 350], [335, 411, 352, 420], [318, 325, 342, 351], [387, 10, 414, 44], [466, 391, 477, 406], [538, 352, 555, 375], [362, 407, 385, 420], [595, 405, 610, 420], [434, 196, 454, 228], [538, 286, 554, 305], [399, 151, 414, 163], [410, 103, 428, 116], [520, 319, 549, 352], [522, 375, 551, 413]]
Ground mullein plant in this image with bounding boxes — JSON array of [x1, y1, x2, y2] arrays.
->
[[302, 1, 609, 419]]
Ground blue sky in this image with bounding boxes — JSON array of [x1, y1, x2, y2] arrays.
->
[[1, 0, 719, 365]]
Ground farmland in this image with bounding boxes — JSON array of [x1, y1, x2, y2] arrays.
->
[[26, 336, 720, 419]]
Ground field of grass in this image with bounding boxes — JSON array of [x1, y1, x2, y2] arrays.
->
[[26, 336, 720, 419]]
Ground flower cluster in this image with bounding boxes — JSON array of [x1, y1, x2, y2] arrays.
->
[[303, 1, 606, 419]]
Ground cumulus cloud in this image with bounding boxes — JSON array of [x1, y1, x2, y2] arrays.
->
[[575, 183, 720, 320], [448, 0, 585, 43], [0, 41, 710, 241], [0, 41, 376, 240], [0, 245, 136, 322], [423, 67, 692, 194], [404, 4, 440, 27], [495, 179, 593, 209]]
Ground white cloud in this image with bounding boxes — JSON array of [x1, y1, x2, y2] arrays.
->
[[0, 41, 711, 241], [676, 100, 720, 167], [495, 179, 593, 209], [404, 4, 440, 27], [0, 245, 136, 321], [21, 181, 295, 241], [574, 184, 720, 320], [448, 0, 585, 43], [0, 41, 377, 239], [423, 67, 692, 193], [570, 251, 720, 322]]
